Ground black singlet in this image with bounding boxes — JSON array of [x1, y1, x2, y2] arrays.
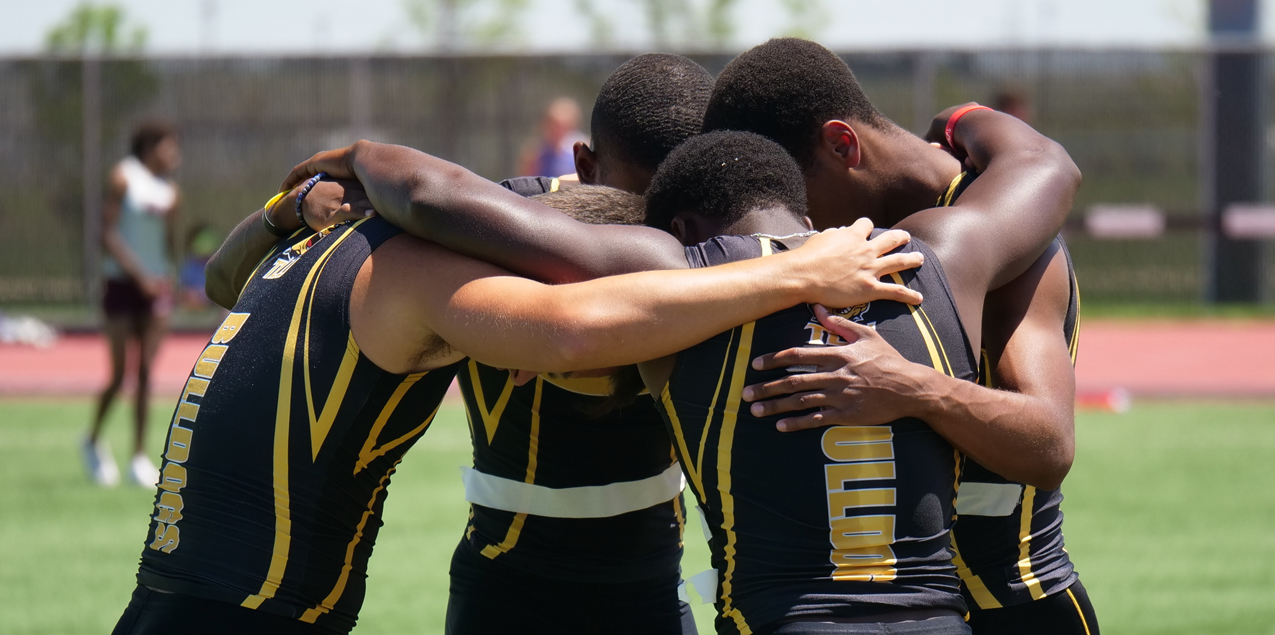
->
[[451, 176, 685, 584], [659, 232, 978, 634], [456, 363, 685, 583], [951, 235, 1082, 610], [135, 217, 463, 634]]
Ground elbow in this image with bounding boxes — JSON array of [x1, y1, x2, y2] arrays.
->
[[1047, 140, 1082, 192], [1033, 140, 1082, 194], [1033, 428, 1075, 491], [203, 261, 237, 310]]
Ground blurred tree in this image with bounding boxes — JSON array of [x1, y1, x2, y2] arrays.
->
[[45, 3, 148, 54], [571, 0, 823, 51], [403, 0, 532, 50], [778, 0, 828, 40], [26, 3, 159, 247]]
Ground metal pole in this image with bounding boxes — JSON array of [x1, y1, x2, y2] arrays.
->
[[1207, 0, 1266, 303], [82, 55, 102, 305], [1197, 51, 1218, 303]]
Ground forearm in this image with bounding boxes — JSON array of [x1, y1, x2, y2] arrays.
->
[[441, 255, 815, 371], [349, 141, 682, 282], [205, 208, 280, 309], [912, 370, 1072, 490]]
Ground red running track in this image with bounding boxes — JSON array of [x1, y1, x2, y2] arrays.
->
[[1, 320, 1273, 398]]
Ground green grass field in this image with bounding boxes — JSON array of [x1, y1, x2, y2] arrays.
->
[[1, 398, 1273, 635]]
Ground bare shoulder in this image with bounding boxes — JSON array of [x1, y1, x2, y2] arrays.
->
[[349, 234, 470, 374]]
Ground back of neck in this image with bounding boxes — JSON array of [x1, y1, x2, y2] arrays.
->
[[719, 207, 809, 238]]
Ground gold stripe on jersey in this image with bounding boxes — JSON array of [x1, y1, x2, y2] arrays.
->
[[718, 321, 756, 635], [919, 308, 955, 376], [1067, 587, 1094, 635], [888, 273, 945, 373], [664, 325, 739, 504], [662, 387, 705, 503], [939, 173, 964, 207], [468, 361, 516, 443], [354, 372, 428, 475], [242, 219, 368, 610], [1069, 273, 1082, 364], [307, 331, 360, 461], [357, 396, 441, 474], [302, 233, 354, 457], [299, 460, 401, 623], [481, 377, 544, 560], [950, 535, 1002, 609], [1016, 485, 1046, 600]]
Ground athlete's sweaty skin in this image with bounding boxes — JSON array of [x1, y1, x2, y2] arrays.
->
[[205, 182, 924, 376], [278, 108, 1075, 396]]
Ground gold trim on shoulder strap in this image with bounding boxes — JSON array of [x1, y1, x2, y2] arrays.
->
[[939, 172, 966, 207]]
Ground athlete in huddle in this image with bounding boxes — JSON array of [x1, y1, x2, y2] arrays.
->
[[281, 86, 1076, 635], [705, 40, 1097, 633], [210, 54, 729, 634], [111, 180, 920, 634], [448, 55, 715, 635]]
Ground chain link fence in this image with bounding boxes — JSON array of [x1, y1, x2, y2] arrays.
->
[[0, 50, 1271, 312]]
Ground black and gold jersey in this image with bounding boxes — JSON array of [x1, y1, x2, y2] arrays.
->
[[951, 236, 1081, 610], [136, 217, 463, 634], [661, 232, 977, 634], [456, 362, 686, 583], [499, 175, 561, 197]]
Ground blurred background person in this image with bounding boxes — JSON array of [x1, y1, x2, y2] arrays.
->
[[517, 96, 588, 177], [994, 88, 1034, 124], [82, 120, 181, 488], [178, 224, 220, 311]]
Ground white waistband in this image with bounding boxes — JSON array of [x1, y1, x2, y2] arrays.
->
[[460, 463, 686, 519], [955, 482, 1024, 517]]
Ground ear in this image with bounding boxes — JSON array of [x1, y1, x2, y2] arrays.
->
[[669, 216, 687, 243], [801, 216, 814, 231], [573, 142, 598, 185], [820, 120, 862, 170]]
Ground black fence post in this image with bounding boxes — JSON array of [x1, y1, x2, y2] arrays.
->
[[1207, 0, 1267, 303]]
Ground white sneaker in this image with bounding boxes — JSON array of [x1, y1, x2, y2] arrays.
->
[[81, 437, 120, 487], [130, 453, 160, 487]]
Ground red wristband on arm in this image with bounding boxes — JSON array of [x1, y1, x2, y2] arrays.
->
[[944, 104, 994, 148]]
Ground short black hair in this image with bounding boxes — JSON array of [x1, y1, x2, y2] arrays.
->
[[702, 38, 886, 171], [532, 184, 645, 226], [130, 119, 178, 159], [591, 54, 714, 172], [644, 130, 807, 232]]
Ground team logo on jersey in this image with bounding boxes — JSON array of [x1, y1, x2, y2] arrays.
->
[[836, 303, 871, 322], [263, 225, 339, 280], [803, 302, 874, 346]]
